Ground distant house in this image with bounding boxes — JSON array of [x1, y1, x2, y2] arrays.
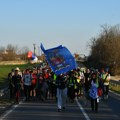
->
[[74, 53, 87, 62]]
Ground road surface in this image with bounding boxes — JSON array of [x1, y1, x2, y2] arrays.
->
[[0, 92, 120, 120]]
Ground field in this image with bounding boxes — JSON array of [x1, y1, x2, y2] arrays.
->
[[0, 63, 37, 89]]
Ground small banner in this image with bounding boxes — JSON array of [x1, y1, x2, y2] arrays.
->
[[40, 43, 77, 75], [89, 85, 98, 99]]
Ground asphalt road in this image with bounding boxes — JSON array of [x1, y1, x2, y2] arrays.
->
[[0, 92, 120, 120]]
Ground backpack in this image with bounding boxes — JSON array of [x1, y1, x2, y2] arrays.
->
[[98, 87, 103, 97]]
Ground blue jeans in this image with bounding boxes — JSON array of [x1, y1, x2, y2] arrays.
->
[[57, 88, 67, 109]]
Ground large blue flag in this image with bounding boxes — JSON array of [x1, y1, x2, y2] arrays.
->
[[40, 43, 77, 75]]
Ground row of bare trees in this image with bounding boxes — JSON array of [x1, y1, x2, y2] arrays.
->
[[0, 44, 29, 61], [88, 24, 120, 75]]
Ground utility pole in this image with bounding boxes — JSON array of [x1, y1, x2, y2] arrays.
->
[[38, 46, 40, 56], [33, 43, 36, 55]]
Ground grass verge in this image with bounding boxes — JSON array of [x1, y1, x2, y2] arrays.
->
[[0, 63, 38, 89], [109, 84, 120, 94]]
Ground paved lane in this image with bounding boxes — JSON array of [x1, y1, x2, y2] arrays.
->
[[1, 100, 86, 120], [1, 92, 120, 120], [78, 92, 120, 120]]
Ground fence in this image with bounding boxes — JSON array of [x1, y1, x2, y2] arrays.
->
[[109, 80, 120, 93]]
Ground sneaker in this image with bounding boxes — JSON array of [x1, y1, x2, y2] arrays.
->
[[97, 98, 99, 103], [106, 95, 108, 99], [58, 109, 61, 112]]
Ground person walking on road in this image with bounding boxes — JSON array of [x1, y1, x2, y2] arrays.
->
[[30, 68, 37, 101], [8, 68, 14, 99], [56, 74, 68, 112], [103, 70, 111, 100], [100, 68, 110, 100], [67, 71, 76, 102], [84, 68, 91, 106], [12, 67, 23, 104], [89, 72, 99, 113], [23, 69, 32, 101]]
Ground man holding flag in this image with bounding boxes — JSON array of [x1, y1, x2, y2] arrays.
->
[[56, 74, 68, 111], [40, 43, 77, 111]]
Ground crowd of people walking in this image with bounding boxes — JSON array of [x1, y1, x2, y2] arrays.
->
[[8, 63, 111, 113]]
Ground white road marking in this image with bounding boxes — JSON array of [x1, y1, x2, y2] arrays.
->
[[0, 100, 23, 120], [76, 97, 91, 120], [0, 105, 18, 120]]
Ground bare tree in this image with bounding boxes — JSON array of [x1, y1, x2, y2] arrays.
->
[[7, 44, 18, 53], [0, 46, 5, 53], [88, 24, 120, 74], [2, 44, 18, 61], [18, 46, 30, 60], [0, 44, 31, 61]]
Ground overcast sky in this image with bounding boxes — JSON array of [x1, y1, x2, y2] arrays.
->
[[0, 0, 120, 56]]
